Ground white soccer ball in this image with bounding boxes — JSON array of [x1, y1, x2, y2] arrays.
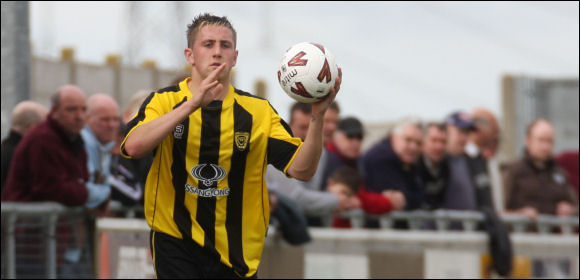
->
[[277, 42, 339, 103]]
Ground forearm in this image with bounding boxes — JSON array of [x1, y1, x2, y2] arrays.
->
[[124, 102, 197, 158], [287, 114, 324, 180], [291, 184, 339, 216]]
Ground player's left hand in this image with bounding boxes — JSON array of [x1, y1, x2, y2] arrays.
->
[[312, 67, 342, 118]]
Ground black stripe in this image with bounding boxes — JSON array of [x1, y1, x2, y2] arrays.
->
[[267, 138, 299, 171], [279, 117, 294, 137], [125, 91, 156, 136], [234, 88, 266, 100], [125, 86, 178, 134], [171, 98, 192, 240], [226, 101, 252, 276], [196, 101, 222, 250], [158, 85, 180, 94]]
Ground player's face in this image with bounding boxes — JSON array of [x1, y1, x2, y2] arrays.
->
[[188, 25, 238, 81]]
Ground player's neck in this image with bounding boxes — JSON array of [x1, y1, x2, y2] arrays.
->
[[188, 74, 230, 100]]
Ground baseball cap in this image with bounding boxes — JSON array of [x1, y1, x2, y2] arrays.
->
[[446, 111, 476, 131], [337, 117, 364, 138]]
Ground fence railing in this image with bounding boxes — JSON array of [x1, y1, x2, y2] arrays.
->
[[333, 209, 580, 234], [2, 202, 579, 278], [1, 202, 92, 279]]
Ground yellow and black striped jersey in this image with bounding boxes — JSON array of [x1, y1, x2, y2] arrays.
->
[[121, 78, 302, 277]]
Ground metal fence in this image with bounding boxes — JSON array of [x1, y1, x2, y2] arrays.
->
[[2, 202, 579, 278], [1, 203, 94, 279], [332, 209, 580, 234]]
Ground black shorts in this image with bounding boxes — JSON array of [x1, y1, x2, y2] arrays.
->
[[150, 230, 256, 279]]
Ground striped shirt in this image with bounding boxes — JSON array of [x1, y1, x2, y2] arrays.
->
[[121, 78, 302, 277]]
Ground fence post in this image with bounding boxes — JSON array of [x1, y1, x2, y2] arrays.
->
[[5, 213, 17, 279], [45, 213, 59, 279]]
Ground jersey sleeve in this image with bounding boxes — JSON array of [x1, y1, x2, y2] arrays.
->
[[120, 92, 164, 158], [266, 104, 303, 175]]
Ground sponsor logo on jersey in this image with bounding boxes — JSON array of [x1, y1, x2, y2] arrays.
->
[[186, 164, 229, 197], [191, 164, 227, 186]]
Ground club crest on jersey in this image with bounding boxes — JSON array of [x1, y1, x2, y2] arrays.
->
[[191, 164, 227, 187], [174, 124, 184, 139], [234, 132, 250, 151]]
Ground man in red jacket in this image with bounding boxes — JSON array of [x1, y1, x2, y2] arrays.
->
[[2, 85, 89, 205]]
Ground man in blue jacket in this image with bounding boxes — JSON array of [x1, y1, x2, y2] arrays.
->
[[361, 117, 424, 212]]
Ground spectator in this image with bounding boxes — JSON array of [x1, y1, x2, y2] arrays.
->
[[418, 122, 449, 210], [327, 117, 405, 227], [302, 101, 340, 192], [465, 108, 501, 212], [556, 150, 579, 198], [121, 89, 151, 123], [464, 109, 512, 276], [504, 118, 578, 219], [81, 94, 120, 210], [2, 85, 89, 205], [442, 111, 479, 211], [326, 166, 361, 228], [1, 101, 47, 191], [109, 90, 153, 210], [323, 102, 340, 145], [362, 116, 423, 211], [266, 102, 350, 220]]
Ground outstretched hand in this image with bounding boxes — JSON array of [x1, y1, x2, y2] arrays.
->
[[311, 67, 342, 118]]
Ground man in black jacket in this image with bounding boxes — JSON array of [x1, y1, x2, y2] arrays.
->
[[1, 101, 47, 191], [418, 122, 449, 210]]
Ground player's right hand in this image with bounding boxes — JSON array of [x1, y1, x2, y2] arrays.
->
[[188, 63, 226, 111]]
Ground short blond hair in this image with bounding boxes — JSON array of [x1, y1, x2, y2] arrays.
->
[[186, 13, 237, 48]]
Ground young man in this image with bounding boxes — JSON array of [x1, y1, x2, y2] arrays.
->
[[121, 14, 341, 278]]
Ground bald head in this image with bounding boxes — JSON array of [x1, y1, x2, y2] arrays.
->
[[10, 101, 48, 135], [86, 94, 120, 144], [470, 108, 500, 159], [50, 85, 87, 137], [526, 118, 554, 162]]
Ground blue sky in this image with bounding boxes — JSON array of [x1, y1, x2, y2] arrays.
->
[[30, 1, 579, 122]]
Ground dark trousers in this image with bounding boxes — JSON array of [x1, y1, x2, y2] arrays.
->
[[150, 230, 257, 279]]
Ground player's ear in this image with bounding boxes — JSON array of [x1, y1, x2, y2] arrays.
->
[[184, 48, 195, 65], [232, 50, 238, 67]]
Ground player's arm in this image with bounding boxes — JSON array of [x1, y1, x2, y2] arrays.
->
[[287, 68, 342, 181], [124, 64, 227, 158]]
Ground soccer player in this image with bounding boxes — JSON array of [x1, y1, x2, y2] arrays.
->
[[121, 13, 342, 278]]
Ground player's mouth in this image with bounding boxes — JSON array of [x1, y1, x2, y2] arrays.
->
[[211, 63, 222, 67]]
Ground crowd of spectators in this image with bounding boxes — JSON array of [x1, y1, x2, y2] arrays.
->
[[2, 82, 578, 223], [1, 82, 578, 277]]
